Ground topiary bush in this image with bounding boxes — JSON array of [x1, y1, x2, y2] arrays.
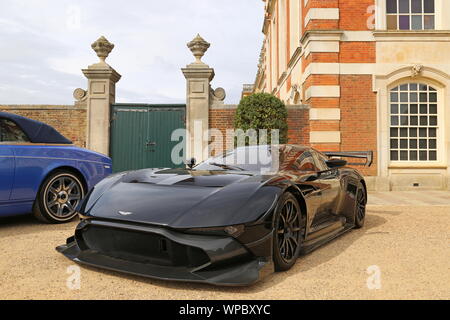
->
[[234, 93, 288, 145]]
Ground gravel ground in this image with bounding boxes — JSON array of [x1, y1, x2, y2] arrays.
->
[[0, 204, 449, 300]]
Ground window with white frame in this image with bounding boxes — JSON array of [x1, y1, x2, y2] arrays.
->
[[390, 83, 438, 162], [386, 0, 435, 30]]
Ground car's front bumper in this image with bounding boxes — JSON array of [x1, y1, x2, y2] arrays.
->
[[57, 219, 274, 286]]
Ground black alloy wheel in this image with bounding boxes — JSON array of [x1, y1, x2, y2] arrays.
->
[[273, 192, 305, 271], [354, 183, 366, 229]]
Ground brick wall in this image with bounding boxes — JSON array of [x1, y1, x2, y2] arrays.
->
[[209, 107, 237, 154], [287, 106, 310, 146], [340, 42, 376, 63], [339, 0, 375, 31], [303, 0, 339, 32], [340, 75, 377, 176], [209, 105, 310, 156], [0, 105, 87, 148]]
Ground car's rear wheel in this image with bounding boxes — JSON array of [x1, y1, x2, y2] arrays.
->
[[273, 192, 305, 272], [33, 171, 85, 224], [354, 182, 366, 229]]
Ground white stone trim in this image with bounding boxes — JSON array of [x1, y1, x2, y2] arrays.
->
[[373, 30, 450, 42], [310, 131, 341, 143], [304, 8, 339, 27], [305, 86, 341, 99], [302, 32, 342, 45], [340, 63, 376, 75], [310, 108, 341, 120], [304, 41, 340, 57], [302, 63, 338, 83], [305, 63, 340, 76], [341, 31, 375, 42], [439, 0, 450, 30], [301, 63, 376, 83], [374, 0, 386, 30]]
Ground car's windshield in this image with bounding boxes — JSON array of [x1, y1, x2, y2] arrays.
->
[[194, 145, 321, 173], [195, 145, 275, 172]]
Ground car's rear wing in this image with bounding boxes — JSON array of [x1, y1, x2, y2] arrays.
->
[[324, 151, 373, 167]]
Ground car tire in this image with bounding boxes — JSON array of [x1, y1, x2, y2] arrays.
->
[[354, 182, 367, 229], [273, 192, 305, 272], [33, 171, 85, 224]]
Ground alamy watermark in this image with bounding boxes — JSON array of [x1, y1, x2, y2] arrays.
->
[[66, 265, 81, 290], [366, 265, 382, 290], [171, 121, 281, 172], [66, 5, 82, 31]]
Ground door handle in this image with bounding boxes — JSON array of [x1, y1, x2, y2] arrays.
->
[[146, 140, 157, 147]]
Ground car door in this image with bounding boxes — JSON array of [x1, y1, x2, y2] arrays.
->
[[0, 118, 23, 202], [280, 147, 325, 227], [0, 118, 35, 201], [312, 150, 342, 216], [0, 145, 14, 201]]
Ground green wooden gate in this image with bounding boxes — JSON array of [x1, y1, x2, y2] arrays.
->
[[110, 104, 186, 172]]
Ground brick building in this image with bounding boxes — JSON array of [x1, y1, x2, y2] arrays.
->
[[251, 0, 450, 190]]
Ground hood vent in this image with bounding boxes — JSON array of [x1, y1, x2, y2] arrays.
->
[[123, 170, 249, 188]]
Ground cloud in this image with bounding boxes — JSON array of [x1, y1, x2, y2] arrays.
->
[[0, 0, 264, 105]]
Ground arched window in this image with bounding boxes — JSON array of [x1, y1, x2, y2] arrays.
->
[[390, 83, 438, 161]]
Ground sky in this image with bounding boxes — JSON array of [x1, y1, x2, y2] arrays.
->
[[0, 0, 265, 105]]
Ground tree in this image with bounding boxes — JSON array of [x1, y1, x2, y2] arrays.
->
[[234, 93, 288, 145]]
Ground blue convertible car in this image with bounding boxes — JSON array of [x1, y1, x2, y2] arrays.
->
[[0, 112, 112, 223]]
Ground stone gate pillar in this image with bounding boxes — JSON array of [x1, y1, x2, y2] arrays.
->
[[182, 34, 215, 162], [81, 36, 121, 155]]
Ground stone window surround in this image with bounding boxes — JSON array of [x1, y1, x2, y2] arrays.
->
[[389, 82, 439, 162], [374, 65, 450, 177]]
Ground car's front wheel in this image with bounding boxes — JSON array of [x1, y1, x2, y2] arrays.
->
[[33, 171, 85, 224], [273, 192, 305, 272]]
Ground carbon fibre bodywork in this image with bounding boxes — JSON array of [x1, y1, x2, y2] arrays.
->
[[57, 145, 368, 286]]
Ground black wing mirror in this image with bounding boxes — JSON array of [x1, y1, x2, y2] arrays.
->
[[185, 157, 196, 169], [326, 158, 347, 168]]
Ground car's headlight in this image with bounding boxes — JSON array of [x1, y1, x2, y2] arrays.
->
[[186, 224, 245, 238]]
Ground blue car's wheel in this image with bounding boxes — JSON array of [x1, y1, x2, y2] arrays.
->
[[33, 171, 85, 224]]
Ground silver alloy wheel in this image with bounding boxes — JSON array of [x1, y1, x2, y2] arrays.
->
[[43, 173, 83, 221]]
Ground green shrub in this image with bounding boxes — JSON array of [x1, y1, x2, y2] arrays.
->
[[234, 93, 288, 145]]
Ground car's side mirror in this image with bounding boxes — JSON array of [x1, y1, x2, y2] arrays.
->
[[185, 157, 196, 169], [326, 158, 347, 168]]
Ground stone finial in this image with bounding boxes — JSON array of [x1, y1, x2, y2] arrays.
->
[[91, 36, 115, 63], [187, 34, 210, 64]]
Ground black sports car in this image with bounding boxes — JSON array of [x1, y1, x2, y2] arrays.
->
[[57, 145, 372, 286]]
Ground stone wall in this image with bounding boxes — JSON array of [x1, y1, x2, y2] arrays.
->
[[0, 104, 87, 148]]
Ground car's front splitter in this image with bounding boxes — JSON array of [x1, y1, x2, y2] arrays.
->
[[56, 219, 274, 286]]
